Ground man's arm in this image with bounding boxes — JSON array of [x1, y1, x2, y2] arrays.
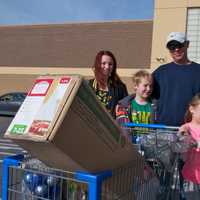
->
[[151, 70, 160, 100]]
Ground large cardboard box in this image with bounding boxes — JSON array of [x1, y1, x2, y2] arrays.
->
[[5, 75, 142, 173]]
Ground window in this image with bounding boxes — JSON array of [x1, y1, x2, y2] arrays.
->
[[187, 8, 200, 63]]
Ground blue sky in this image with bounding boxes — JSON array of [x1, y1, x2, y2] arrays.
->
[[0, 0, 154, 25]]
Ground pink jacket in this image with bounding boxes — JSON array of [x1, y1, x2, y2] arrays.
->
[[182, 123, 200, 184]]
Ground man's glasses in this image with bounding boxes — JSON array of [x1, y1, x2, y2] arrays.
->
[[167, 41, 185, 51]]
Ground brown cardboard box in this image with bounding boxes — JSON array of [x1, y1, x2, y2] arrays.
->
[[5, 75, 142, 174], [5, 75, 80, 141]]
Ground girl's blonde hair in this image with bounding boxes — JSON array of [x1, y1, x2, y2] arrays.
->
[[132, 70, 152, 90], [185, 93, 200, 122]]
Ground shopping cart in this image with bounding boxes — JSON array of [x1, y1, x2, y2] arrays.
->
[[2, 152, 157, 200], [124, 123, 182, 200], [2, 154, 112, 200], [5, 123, 199, 200], [123, 123, 200, 200]]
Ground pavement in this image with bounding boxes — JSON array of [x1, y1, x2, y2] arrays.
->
[[0, 116, 26, 198]]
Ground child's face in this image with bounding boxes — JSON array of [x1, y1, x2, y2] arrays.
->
[[190, 104, 200, 123], [134, 77, 152, 100]]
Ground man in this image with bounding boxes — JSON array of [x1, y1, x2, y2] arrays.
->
[[152, 32, 200, 126]]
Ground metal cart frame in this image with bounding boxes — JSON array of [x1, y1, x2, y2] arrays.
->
[[2, 154, 112, 200]]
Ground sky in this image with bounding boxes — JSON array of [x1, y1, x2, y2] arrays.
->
[[0, 0, 154, 25]]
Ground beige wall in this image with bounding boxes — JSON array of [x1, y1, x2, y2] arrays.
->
[[0, 73, 134, 96], [188, 0, 200, 7], [0, 66, 143, 78], [0, 67, 139, 94], [0, 74, 36, 95]]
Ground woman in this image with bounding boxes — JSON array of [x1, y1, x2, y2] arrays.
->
[[89, 50, 128, 118]]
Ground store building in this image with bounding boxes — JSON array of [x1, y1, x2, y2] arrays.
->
[[0, 0, 199, 93]]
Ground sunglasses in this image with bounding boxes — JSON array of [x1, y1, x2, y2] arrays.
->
[[167, 42, 185, 51]]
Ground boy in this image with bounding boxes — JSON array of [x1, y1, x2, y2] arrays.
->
[[116, 70, 153, 124], [115, 70, 154, 141]]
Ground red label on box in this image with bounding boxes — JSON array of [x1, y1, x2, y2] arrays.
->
[[28, 79, 54, 96], [60, 77, 71, 84]]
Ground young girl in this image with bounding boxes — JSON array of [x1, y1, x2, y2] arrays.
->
[[179, 93, 200, 184]]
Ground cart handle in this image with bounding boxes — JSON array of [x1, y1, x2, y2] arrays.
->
[[123, 122, 179, 130]]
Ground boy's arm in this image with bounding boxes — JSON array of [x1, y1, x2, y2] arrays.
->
[[115, 103, 132, 140], [115, 103, 131, 125], [115, 95, 134, 126]]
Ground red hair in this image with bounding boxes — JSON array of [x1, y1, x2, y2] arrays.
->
[[92, 50, 122, 88]]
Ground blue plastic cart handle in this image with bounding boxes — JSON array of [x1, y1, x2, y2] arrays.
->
[[2, 154, 24, 200], [123, 122, 179, 130], [75, 170, 112, 200]]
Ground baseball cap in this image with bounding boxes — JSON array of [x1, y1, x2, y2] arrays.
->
[[166, 32, 187, 45]]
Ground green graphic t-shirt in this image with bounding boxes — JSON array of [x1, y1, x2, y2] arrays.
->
[[130, 99, 152, 124]]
